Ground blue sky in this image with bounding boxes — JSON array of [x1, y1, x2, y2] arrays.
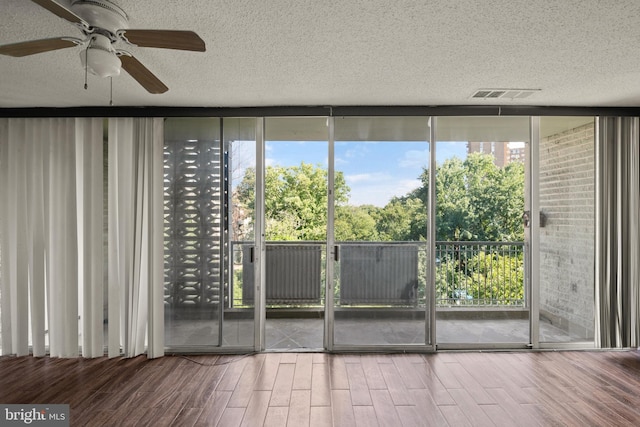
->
[[264, 141, 467, 207]]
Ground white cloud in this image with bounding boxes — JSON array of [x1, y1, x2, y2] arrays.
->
[[346, 176, 422, 206], [340, 144, 370, 159], [335, 157, 348, 166], [349, 180, 421, 207], [396, 178, 422, 194], [345, 172, 391, 184], [398, 149, 429, 168]]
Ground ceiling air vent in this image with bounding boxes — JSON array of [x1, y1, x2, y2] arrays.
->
[[472, 89, 540, 100]]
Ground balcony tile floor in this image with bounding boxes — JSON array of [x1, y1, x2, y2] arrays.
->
[[164, 316, 589, 350]]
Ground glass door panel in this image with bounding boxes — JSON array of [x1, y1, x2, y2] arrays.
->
[[164, 118, 223, 349], [435, 116, 530, 345], [538, 117, 595, 344], [164, 117, 258, 351], [332, 117, 431, 347], [263, 117, 328, 350], [225, 118, 257, 347]]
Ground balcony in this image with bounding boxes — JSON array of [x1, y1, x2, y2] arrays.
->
[[164, 241, 579, 348], [231, 240, 526, 310]]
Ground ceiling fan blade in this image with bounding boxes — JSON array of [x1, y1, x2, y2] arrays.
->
[[120, 54, 169, 94], [30, 0, 87, 26], [120, 30, 206, 51], [0, 37, 78, 57]]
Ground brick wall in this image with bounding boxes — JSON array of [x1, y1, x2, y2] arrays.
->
[[539, 122, 595, 339]]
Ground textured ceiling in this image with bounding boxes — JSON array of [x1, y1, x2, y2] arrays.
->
[[1, 0, 640, 108]]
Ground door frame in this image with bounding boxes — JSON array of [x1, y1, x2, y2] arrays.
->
[[254, 117, 266, 351], [529, 116, 540, 349], [325, 117, 336, 351]]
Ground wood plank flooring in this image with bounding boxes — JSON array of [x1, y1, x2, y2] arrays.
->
[[1, 350, 640, 426]]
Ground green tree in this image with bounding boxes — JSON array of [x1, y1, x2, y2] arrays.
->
[[400, 153, 524, 242], [236, 162, 350, 241], [375, 197, 425, 241], [335, 205, 379, 241], [435, 157, 474, 241], [464, 154, 524, 241], [435, 250, 524, 306], [487, 160, 525, 241], [237, 154, 524, 243], [467, 251, 524, 305]]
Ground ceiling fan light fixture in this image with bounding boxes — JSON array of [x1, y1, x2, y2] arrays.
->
[[80, 33, 120, 78], [81, 46, 121, 77]]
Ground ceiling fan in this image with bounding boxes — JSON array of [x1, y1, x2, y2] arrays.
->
[[0, 0, 206, 94]]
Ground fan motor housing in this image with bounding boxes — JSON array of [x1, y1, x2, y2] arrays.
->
[[71, 0, 129, 36]]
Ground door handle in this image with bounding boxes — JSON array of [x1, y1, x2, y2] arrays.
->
[[249, 246, 254, 263], [522, 211, 546, 228], [334, 245, 339, 262]]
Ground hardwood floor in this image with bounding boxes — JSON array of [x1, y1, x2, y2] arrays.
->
[[1, 350, 640, 426]]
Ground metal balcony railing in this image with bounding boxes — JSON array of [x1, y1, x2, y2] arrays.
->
[[240, 242, 323, 305], [435, 241, 525, 307], [230, 241, 526, 308]]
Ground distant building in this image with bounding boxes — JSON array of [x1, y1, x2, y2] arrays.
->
[[467, 141, 525, 167]]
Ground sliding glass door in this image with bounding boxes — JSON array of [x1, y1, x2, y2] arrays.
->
[[262, 117, 329, 350], [331, 117, 432, 349], [434, 117, 530, 347], [164, 118, 224, 349], [164, 117, 258, 351], [161, 115, 597, 353]]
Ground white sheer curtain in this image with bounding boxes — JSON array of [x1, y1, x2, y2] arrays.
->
[[76, 118, 105, 358], [46, 118, 82, 358], [108, 118, 164, 358], [596, 116, 640, 348], [0, 118, 90, 357], [0, 117, 164, 358]]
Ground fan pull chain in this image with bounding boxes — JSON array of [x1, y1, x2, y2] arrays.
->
[[84, 48, 88, 90]]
